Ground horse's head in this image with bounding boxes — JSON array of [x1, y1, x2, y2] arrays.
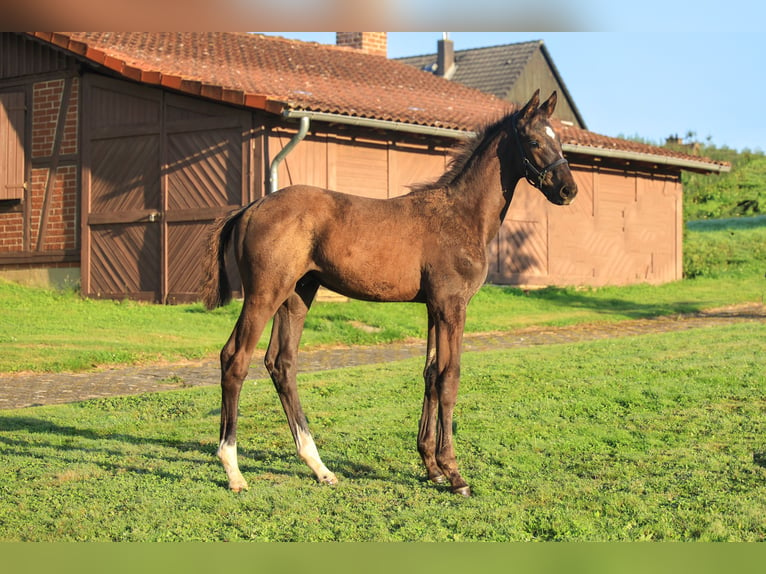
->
[[511, 90, 577, 206]]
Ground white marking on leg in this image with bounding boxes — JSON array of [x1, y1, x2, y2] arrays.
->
[[296, 428, 337, 485], [217, 440, 249, 491]]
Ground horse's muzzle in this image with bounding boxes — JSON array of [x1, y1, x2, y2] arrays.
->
[[558, 184, 577, 205]]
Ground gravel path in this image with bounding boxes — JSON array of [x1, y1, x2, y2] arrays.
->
[[1, 304, 763, 410]]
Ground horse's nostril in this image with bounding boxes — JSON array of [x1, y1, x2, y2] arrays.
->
[[560, 186, 570, 200]]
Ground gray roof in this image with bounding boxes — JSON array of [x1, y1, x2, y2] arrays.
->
[[397, 40, 586, 129]]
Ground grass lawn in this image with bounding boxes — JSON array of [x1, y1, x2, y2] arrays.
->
[[0, 216, 764, 542], [1, 321, 764, 541]]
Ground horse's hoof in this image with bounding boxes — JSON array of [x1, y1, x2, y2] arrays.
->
[[452, 485, 471, 497], [319, 472, 338, 486], [430, 473, 447, 484], [229, 479, 249, 492]]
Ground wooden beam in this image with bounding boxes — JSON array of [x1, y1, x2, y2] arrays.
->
[[36, 75, 74, 251]]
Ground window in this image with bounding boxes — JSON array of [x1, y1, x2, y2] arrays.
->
[[0, 91, 26, 202]]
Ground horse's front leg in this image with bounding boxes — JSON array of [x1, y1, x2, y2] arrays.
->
[[432, 298, 471, 496], [418, 315, 446, 484]]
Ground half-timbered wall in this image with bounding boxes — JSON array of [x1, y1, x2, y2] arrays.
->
[[0, 33, 80, 287]]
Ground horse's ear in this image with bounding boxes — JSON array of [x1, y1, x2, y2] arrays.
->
[[540, 91, 558, 118], [520, 89, 541, 120]]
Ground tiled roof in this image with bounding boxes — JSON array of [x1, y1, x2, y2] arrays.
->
[[28, 31, 510, 131], [556, 121, 729, 172], [26, 32, 727, 172], [398, 40, 540, 100], [397, 40, 586, 129]]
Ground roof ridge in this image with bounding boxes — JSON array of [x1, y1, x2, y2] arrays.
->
[[396, 39, 543, 60], [454, 39, 543, 55]]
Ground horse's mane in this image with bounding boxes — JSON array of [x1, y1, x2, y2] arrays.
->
[[408, 109, 515, 194]]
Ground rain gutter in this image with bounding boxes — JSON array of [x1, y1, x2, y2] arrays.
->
[[282, 109, 475, 141], [277, 110, 728, 177], [562, 143, 730, 174]]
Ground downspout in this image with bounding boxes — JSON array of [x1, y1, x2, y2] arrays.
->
[[268, 115, 311, 193]]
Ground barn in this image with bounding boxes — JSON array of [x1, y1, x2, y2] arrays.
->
[[0, 32, 728, 303]]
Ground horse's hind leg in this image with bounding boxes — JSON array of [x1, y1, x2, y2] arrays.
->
[[217, 295, 277, 492], [264, 278, 337, 485]]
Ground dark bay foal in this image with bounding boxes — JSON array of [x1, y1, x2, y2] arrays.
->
[[202, 90, 577, 496]]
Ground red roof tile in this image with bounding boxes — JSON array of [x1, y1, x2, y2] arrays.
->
[[32, 31, 510, 131], [27, 32, 727, 172]]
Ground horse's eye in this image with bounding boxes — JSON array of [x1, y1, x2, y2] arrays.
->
[[528, 140, 540, 148]]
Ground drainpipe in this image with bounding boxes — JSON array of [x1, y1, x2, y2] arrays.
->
[[268, 115, 310, 193]]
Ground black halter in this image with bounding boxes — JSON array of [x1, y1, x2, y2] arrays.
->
[[512, 112, 569, 190]]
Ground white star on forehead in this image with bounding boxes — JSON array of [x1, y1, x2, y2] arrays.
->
[[545, 126, 556, 140]]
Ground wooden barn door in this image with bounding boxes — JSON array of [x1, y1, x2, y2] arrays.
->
[[82, 76, 249, 302], [82, 76, 163, 301], [163, 95, 249, 303]]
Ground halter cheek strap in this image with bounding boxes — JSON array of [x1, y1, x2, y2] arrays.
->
[[522, 156, 569, 190], [512, 113, 569, 190]]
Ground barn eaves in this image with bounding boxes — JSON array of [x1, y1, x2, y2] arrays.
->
[[562, 143, 731, 174], [281, 109, 475, 140]]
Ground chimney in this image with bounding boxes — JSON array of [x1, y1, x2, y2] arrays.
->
[[336, 32, 387, 57], [437, 33, 456, 79]]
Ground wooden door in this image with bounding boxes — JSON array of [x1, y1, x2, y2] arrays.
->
[[163, 95, 249, 303], [82, 75, 250, 302], [82, 76, 163, 300]]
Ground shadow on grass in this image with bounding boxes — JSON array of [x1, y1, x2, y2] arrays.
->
[[687, 215, 766, 231], [0, 415, 420, 489], [753, 452, 766, 469], [493, 285, 704, 319]]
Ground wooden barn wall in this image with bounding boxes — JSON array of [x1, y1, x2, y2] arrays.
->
[[266, 124, 450, 199], [0, 32, 80, 285], [0, 33, 71, 78], [488, 165, 683, 287], [272, 130, 684, 288]]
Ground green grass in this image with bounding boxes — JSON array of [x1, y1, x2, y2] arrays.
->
[[684, 215, 766, 278], [2, 215, 765, 373], [683, 149, 766, 220], [1, 322, 764, 541]]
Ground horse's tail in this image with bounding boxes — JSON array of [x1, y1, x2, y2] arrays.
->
[[201, 205, 248, 310]]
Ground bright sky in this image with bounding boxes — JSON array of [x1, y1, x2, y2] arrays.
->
[[263, 31, 765, 153]]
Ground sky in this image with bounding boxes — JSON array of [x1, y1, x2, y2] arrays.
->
[[262, 31, 765, 153]]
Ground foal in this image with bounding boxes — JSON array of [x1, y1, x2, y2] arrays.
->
[[203, 90, 577, 496]]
